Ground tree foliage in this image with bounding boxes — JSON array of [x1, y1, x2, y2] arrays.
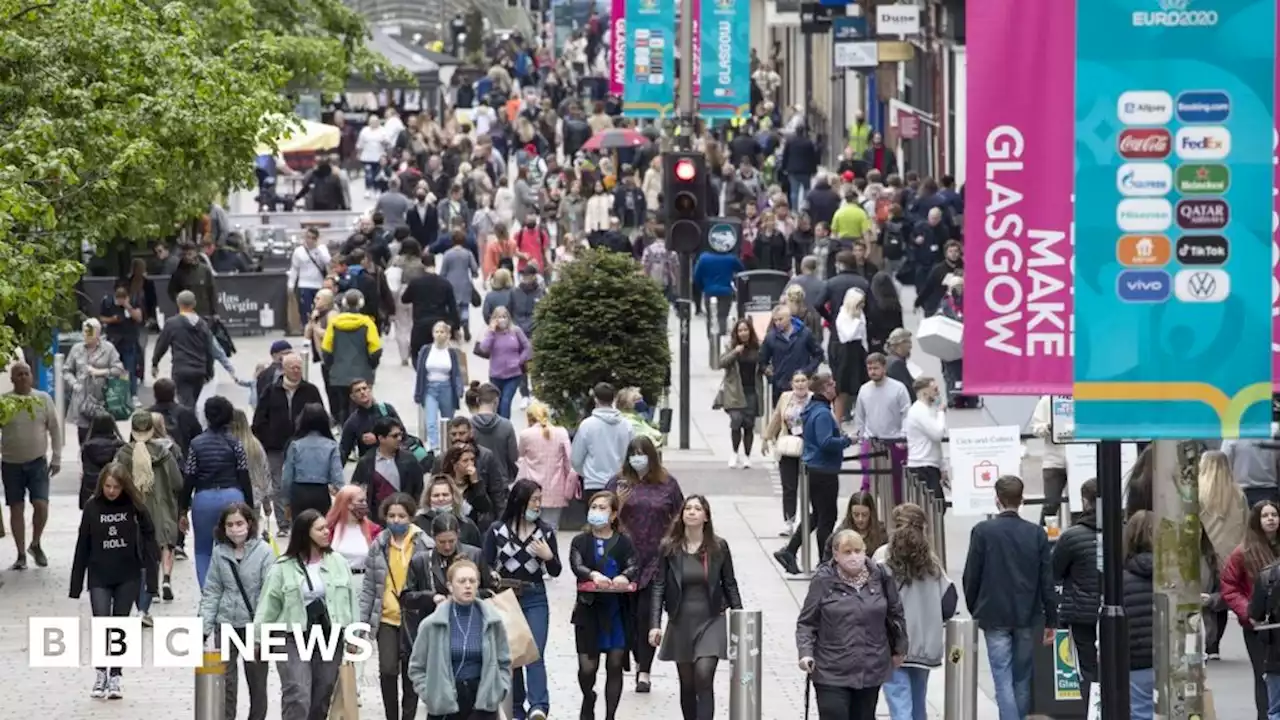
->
[[530, 249, 671, 426], [0, 0, 390, 420]]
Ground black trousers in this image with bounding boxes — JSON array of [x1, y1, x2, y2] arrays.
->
[[290, 483, 333, 520], [378, 622, 418, 720], [786, 470, 839, 560], [778, 455, 800, 522], [174, 373, 206, 410], [426, 678, 497, 720], [813, 683, 880, 720], [225, 626, 270, 720], [1068, 622, 1098, 706], [632, 584, 657, 674], [1243, 626, 1269, 720], [1041, 467, 1070, 524], [907, 466, 944, 503], [89, 580, 139, 676]]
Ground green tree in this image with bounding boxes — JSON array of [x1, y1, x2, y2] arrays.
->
[[530, 249, 671, 426]]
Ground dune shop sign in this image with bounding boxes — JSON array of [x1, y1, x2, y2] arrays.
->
[[81, 273, 289, 335]]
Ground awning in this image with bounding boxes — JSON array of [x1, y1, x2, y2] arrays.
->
[[256, 118, 341, 155], [358, 29, 442, 88]]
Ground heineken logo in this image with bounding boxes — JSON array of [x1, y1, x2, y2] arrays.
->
[[1175, 164, 1229, 194]]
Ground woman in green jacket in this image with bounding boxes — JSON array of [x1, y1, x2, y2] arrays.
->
[[408, 557, 512, 719], [116, 411, 184, 619], [255, 508, 359, 720]]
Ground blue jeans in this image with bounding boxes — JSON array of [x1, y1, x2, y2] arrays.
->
[[883, 666, 930, 720], [362, 162, 379, 190], [985, 627, 1035, 720], [1266, 673, 1280, 720], [1130, 667, 1155, 719], [790, 174, 812, 210], [423, 380, 456, 451], [192, 487, 246, 588], [513, 584, 550, 718], [118, 341, 139, 396], [492, 375, 522, 419], [297, 287, 318, 324]]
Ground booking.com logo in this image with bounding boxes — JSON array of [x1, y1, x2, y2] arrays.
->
[[28, 617, 375, 667]]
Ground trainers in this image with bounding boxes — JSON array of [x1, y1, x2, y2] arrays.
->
[[107, 674, 122, 699], [90, 670, 108, 698], [141, 614, 153, 628], [773, 549, 801, 575], [529, 710, 548, 720], [728, 454, 740, 469], [518, 395, 531, 410], [173, 547, 188, 561], [10, 556, 26, 570], [27, 544, 47, 567], [779, 518, 794, 537], [742, 456, 753, 469], [161, 580, 173, 602], [276, 529, 288, 538]]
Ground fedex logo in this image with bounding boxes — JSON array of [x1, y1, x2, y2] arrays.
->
[[1175, 126, 1231, 160]]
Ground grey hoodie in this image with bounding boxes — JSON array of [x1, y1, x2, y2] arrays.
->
[[873, 544, 958, 668], [472, 413, 519, 481], [1222, 439, 1279, 490], [571, 407, 636, 491]]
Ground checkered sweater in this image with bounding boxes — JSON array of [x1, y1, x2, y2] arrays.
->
[[481, 520, 563, 584]]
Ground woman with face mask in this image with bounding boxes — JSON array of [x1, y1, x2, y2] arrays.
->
[[359, 493, 431, 720], [481, 479, 562, 720], [604, 436, 684, 693], [475, 305, 531, 420], [198, 502, 274, 720], [570, 491, 639, 720], [413, 474, 483, 547], [796, 529, 907, 720]]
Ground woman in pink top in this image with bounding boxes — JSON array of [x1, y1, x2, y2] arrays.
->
[[517, 401, 576, 529]]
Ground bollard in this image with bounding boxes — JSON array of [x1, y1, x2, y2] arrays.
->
[[299, 340, 311, 382], [194, 650, 225, 720], [53, 353, 65, 430], [417, 404, 427, 447], [796, 464, 813, 576], [728, 610, 763, 720], [438, 419, 452, 455], [944, 618, 979, 720], [933, 496, 948, 568], [870, 440, 895, 527], [707, 298, 721, 369]]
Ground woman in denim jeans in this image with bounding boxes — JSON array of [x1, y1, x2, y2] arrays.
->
[[1122, 510, 1156, 719], [476, 306, 531, 420], [413, 321, 466, 452], [280, 403, 345, 518]]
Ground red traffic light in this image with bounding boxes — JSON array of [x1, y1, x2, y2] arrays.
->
[[674, 159, 696, 182]]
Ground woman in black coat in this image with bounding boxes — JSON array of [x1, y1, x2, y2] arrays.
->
[[570, 491, 639, 720], [401, 511, 494, 648]]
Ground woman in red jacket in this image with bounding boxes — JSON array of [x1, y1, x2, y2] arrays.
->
[[1220, 499, 1280, 720]]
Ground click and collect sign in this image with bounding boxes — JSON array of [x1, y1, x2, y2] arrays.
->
[[1072, 0, 1275, 438]]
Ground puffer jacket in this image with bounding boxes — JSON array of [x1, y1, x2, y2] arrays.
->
[[198, 538, 275, 638], [358, 526, 433, 629], [1122, 552, 1154, 670], [1051, 514, 1101, 625], [796, 560, 907, 690], [80, 435, 124, 509]]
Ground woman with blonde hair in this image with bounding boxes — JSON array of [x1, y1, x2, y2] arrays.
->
[[413, 474, 483, 546], [763, 371, 812, 537], [229, 408, 274, 532], [830, 287, 869, 422], [517, 402, 575, 529], [306, 287, 342, 424], [1200, 449, 1249, 660], [784, 283, 823, 337], [114, 411, 183, 618]]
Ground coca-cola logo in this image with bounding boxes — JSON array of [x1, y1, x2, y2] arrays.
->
[[1118, 128, 1172, 159]]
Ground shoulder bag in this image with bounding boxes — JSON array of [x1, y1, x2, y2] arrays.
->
[[225, 557, 256, 614], [297, 558, 333, 635], [879, 568, 907, 653]]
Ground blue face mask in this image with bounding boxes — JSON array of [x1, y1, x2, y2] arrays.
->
[[388, 522, 409, 536], [587, 510, 611, 528], [628, 455, 650, 474], [524, 508, 541, 523]]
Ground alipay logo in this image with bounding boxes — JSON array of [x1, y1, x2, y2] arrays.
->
[[1133, 0, 1219, 26], [1174, 269, 1230, 302], [1117, 91, 1173, 125], [1117, 198, 1173, 232], [1116, 163, 1172, 197], [1117, 270, 1172, 303], [1176, 126, 1231, 160]]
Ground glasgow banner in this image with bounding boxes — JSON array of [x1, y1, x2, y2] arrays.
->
[[1073, 0, 1275, 439], [961, 0, 1075, 395], [698, 0, 750, 119], [609, 0, 626, 96], [622, 0, 675, 117]]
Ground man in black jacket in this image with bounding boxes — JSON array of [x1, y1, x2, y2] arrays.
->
[[804, 174, 842, 230], [252, 352, 324, 529], [1051, 479, 1101, 700], [962, 476, 1057, 720], [407, 187, 438, 248], [401, 253, 461, 361], [350, 417, 425, 525], [815, 251, 872, 324], [339, 380, 402, 463], [151, 290, 214, 408], [781, 125, 820, 209], [167, 244, 219, 318], [148, 378, 201, 454]]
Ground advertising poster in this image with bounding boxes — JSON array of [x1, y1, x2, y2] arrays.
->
[[961, 0, 1075, 395], [622, 0, 675, 117], [1274, 13, 1280, 391], [609, 0, 626, 96], [1072, 0, 1276, 438], [1064, 442, 1139, 512], [947, 426, 1023, 516], [698, 0, 750, 119], [1053, 629, 1083, 701]]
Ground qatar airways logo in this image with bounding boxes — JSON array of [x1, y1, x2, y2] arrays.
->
[[1133, 0, 1219, 26]]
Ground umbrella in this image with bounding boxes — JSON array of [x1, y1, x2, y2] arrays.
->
[[256, 118, 342, 155], [581, 128, 648, 152]]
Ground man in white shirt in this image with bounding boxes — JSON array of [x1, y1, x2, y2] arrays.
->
[[1031, 394, 1070, 525], [905, 376, 947, 504], [289, 227, 331, 323]]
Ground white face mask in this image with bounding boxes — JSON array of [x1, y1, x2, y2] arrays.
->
[[227, 527, 249, 545]]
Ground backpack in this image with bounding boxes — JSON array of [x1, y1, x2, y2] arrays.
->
[[875, 195, 893, 224], [374, 403, 433, 470]]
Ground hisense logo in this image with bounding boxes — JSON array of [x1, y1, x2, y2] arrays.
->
[[1133, 0, 1219, 26]]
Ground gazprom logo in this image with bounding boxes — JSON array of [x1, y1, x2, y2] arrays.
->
[[1133, 0, 1218, 26]]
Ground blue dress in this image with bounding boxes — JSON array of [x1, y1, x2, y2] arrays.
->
[[595, 538, 627, 652]]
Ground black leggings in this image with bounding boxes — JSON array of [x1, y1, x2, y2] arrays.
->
[[728, 410, 756, 455], [378, 622, 417, 720], [1243, 626, 1269, 720], [813, 683, 880, 720], [89, 580, 139, 676], [632, 589, 656, 674], [786, 470, 840, 560], [778, 456, 800, 522], [676, 657, 718, 720], [579, 650, 627, 720]]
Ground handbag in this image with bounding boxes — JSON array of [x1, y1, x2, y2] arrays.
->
[[880, 570, 907, 652], [328, 662, 360, 720], [775, 435, 804, 458], [105, 377, 132, 421], [298, 558, 333, 635], [486, 589, 540, 668]]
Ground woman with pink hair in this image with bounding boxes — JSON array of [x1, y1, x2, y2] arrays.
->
[[327, 485, 379, 574]]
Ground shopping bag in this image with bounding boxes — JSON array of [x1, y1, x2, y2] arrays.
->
[[105, 377, 133, 421], [1202, 688, 1217, 720], [327, 663, 359, 720], [1085, 681, 1101, 720], [486, 589, 540, 668], [916, 314, 964, 362]]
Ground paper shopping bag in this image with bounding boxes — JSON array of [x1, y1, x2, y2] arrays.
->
[[487, 590, 540, 668], [1202, 688, 1217, 720], [327, 662, 359, 720]]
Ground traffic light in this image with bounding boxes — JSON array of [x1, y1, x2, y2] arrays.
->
[[662, 152, 707, 254]]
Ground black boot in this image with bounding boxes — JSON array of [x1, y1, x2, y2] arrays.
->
[[580, 690, 597, 720]]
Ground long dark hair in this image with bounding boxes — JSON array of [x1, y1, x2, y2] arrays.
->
[[869, 271, 902, 314], [501, 478, 542, 528], [441, 443, 477, 479], [283, 509, 330, 560], [660, 494, 722, 558], [617, 435, 667, 507], [294, 403, 333, 440], [729, 319, 760, 353], [838, 492, 886, 551], [885, 503, 939, 583], [1243, 500, 1280, 578], [94, 461, 146, 510], [213, 502, 260, 545]]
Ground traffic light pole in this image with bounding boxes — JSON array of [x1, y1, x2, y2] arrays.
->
[[676, 0, 695, 147]]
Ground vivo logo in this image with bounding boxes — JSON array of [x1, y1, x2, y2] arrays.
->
[[1116, 270, 1172, 302], [1116, 163, 1172, 197]]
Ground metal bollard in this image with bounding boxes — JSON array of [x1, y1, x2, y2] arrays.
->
[[870, 441, 895, 527], [795, 464, 813, 577], [728, 610, 763, 720], [417, 404, 427, 446], [53, 353, 65, 430], [707, 298, 721, 369], [299, 340, 311, 383], [438, 419, 452, 455], [194, 650, 225, 720], [944, 618, 979, 720], [933, 496, 948, 568]]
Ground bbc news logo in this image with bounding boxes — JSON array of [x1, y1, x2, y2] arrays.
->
[[1175, 126, 1231, 160], [28, 617, 375, 667], [1176, 90, 1230, 123], [1117, 90, 1173, 125], [1116, 163, 1172, 197], [1175, 164, 1229, 194], [1117, 128, 1172, 159]]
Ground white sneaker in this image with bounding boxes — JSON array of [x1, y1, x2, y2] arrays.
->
[[90, 670, 108, 698], [518, 395, 531, 410], [742, 455, 753, 469], [106, 674, 122, 699], [779, 519, 794, 537], [728, 454, 740, 469]]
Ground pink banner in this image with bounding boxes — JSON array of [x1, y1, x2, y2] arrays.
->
[[1272, 16, 1279, 390], [961, 0, 1075, 395], [609, 0, 625, 96], [691, 0, 700, 98]]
